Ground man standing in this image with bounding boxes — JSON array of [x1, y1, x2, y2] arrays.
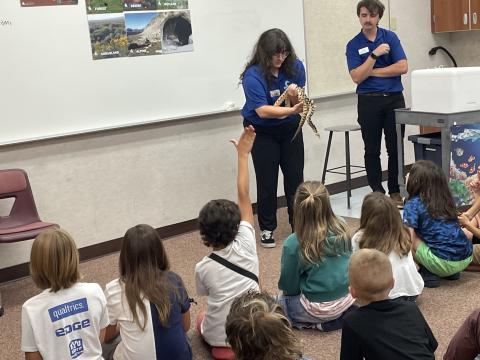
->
[[346, 0, 407, 207]]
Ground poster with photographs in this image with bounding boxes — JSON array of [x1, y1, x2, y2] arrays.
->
[[86, 0, 193, 60], [21, 0, 77, 6], [449, 124, 480, 206]]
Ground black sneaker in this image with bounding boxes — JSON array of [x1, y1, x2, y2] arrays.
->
[[260, 230, 275, 248], [419, 265, 440, 288], [443, 272, 460, 280]]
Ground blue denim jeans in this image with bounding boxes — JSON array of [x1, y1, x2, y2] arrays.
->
[[276, 294, 356, 331]]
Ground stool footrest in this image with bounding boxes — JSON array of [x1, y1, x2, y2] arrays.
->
[[325, 165, 365, 172], [326, 170, 366, 176]]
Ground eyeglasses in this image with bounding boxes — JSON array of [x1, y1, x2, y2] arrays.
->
[[273, 51, 290, 59]]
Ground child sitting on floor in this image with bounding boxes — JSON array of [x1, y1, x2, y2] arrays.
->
[[226, 290, 311, 360], [403, 160, 473, 287], [195, 125, 259, 360], [352, 192, 424, 301], [103, 224, 192, 360], [341, 249, 438, 360], [277, 181, 356, 331], [21, 228, 108, 360]]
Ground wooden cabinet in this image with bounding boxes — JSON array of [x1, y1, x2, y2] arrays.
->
[[472, 0, 480, 29], [431, 0, 472, 32]]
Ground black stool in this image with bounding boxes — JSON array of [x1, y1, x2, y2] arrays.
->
[[321, 124, 365, 209]]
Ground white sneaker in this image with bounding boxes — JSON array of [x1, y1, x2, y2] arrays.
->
[[260, 230, 276, 248]]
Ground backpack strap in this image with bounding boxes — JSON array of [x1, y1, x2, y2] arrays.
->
[[208, 253, 259, 284]]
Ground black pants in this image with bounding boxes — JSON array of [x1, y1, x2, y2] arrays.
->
[[246, 120, 304, 231], [357, 93, 405, 194]]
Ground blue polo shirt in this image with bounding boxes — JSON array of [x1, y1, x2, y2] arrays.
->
[[403, 196, 473, 261], [241, 59, 306, 127], [346, 27, 406, 94]]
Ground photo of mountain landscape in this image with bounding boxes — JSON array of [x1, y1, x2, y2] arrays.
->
[[125, 12, 162, 57], [88, 13, 128, 59]]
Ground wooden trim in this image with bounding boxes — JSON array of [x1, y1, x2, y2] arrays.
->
[[0, 166, 409, 284]]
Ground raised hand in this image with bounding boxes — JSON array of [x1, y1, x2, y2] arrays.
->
[[230, 125, 256, 155]]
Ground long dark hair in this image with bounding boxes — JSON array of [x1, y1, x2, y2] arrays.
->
[[240, 28, 298, 84], [119, 224, 172, 329], [406, 160, 457, 220]]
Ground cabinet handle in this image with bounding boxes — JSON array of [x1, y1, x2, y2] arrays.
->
[[464, 13, 468, 25], [474, 12, 478, 25]]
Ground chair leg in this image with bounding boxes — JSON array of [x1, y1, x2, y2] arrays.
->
[[345, 131, 352, 209], [322, 131, 333, 184], [0, 291, 4, 317]]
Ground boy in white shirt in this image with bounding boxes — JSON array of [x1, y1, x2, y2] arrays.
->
[[21, 229, 108, 360], [195, 126, 259, 360]]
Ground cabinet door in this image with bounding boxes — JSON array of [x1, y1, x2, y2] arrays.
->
[[471, 0, 480, 29], [431, 0, 470, 32]]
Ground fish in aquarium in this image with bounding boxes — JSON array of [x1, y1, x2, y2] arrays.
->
[[455, 147, 464, 156]]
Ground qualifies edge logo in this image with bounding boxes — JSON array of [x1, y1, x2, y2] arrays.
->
[[48, 298, 88, 322]]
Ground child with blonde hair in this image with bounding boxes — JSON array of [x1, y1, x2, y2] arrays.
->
[[341, 249, 437, 360], [403, 160, 473, 287], [278, 181, 355, 331], [352, 192, 423, 300], [21, 228, 108, 360], [226, 290, 311, 360]]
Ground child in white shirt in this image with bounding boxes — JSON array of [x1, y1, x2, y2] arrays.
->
[[195, 126, 259, 360], [352, 192, 424, 300], [21, 228, 108, 360]]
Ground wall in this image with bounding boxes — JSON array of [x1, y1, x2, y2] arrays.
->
[[0, 0, 458, 270], [450, 31, 480, 66]]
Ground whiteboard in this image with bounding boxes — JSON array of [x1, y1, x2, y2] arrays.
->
[[304, 0, 390, 98], [0, 0, 305, 145]]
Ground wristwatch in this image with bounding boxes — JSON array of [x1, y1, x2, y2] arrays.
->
[[370, 52, 378, 60]]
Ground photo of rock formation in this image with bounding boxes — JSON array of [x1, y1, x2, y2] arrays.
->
[[126, 10, 192, 56]]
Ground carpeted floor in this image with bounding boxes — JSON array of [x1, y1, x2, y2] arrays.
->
[[1, 208, 479, 359]]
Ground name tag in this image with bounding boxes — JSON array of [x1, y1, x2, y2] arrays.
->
[[358, 47, 369, 55], [270, 89, 280, 97]]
